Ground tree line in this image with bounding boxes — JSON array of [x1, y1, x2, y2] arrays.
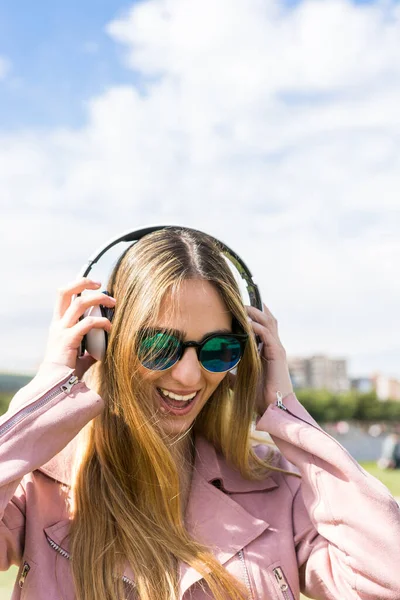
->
[[296, 389, 400, 422], [0, 392, 13, 416], [1, 388, 400, 422]]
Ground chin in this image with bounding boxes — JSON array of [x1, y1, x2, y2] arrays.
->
[[160, 418, 196, 439]]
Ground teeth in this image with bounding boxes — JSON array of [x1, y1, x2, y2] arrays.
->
[[159, 388, 197, 402]]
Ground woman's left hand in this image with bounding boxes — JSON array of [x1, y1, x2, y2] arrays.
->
[[246, 303, 293, 414]]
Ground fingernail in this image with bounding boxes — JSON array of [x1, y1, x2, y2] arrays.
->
[[91, 281, 102, 286]]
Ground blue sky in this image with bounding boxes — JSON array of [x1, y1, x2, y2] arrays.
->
[[0, 0, 385, 130], [1, 0, 399, 377], [0, 1, 137, 129]]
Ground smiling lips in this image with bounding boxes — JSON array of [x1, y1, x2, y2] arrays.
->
[[157, 387, 200, 415], [159, 388, 197, 401]]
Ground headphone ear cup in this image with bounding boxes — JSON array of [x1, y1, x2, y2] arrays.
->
[[82, 303, 114, 362]]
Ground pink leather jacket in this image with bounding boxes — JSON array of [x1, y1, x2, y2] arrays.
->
[[1, 362, 399, 599]]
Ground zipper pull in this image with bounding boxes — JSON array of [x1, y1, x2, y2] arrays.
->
[[276, 391, 287, 411], [19, 562, 30, 588], [273, 567, 290, 592], [61, 375, 79, 394]]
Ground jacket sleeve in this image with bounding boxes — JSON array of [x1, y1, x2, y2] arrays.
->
[[256, 392, 400, 600], [0, 362, 103, 570]]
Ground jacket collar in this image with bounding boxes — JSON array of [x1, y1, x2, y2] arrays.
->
[[42, 435, 278, 596], [39, 433, 279, 494], [193, 434, 279, 493], [179, 436, 277, 594]]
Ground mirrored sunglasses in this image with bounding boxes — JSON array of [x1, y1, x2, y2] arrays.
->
[[137, 329, 248, 373]]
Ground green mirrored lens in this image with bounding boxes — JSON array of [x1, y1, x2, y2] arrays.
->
[[199, 336, 242, 372], [138, 332, 181, 370]]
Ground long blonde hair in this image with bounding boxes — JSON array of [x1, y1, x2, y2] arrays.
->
[[70, 228, 277, 599]]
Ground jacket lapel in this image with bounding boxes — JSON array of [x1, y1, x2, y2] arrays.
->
[[40, 434, 278, 597], [45, 520, 137, 591], [179, 436, 276, 595]]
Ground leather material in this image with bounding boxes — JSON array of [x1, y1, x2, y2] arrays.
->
[[1, 369, 400, 599]]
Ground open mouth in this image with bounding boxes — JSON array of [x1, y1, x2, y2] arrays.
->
[[156, 388, 199, 416]]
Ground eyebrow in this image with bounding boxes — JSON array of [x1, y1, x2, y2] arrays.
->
[[155, 327, 233, 343]]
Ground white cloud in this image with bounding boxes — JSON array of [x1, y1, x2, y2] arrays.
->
[[1, 0, 400, 378], [107, 0, 400, 89]]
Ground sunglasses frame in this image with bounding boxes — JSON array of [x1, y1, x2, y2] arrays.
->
[[137, 330, 249, 373]]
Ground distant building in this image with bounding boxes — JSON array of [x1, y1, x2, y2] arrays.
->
[[287, 357, 308, 389], [289, 357, 400, 399], [371, 374, 400, 401], [288, 354, 350, 393], [350, 377, 374, 394]]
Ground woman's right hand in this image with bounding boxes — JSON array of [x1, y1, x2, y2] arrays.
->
[[42, 278, 116, 378]]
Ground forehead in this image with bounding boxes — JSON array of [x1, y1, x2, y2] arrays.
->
[[154, 279, 232, 338]]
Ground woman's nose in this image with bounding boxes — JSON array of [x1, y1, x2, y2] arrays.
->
[[169, 347, 202, 386]]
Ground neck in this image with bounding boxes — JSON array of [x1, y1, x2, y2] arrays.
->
[[166, 429, 195, 516], [167, 428, 195, 469]]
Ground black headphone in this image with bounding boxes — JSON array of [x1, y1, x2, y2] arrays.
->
[[78, 225, 263, 361]]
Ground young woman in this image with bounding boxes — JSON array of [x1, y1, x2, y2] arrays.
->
[[1, 227, 399, 600]]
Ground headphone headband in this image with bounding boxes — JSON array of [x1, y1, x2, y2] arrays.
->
[[78, 225, 262, 311]]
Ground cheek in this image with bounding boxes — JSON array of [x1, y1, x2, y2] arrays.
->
[[206, 372, 228, 394], [136, 365, 159, 383]]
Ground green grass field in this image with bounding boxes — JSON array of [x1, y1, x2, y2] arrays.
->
[[359, 462, 400, 496], [0, 463, 398, 599], [0, 566, 17, 597]]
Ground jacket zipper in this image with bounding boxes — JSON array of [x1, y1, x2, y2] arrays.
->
[[18, 562, 31, 588], [273, 567, 294, 600], [0, 375, 80, 437], [46, 536, 72, 560], [276, 391, 288, 412], [46, 536, 136, 589], [238, 549, 254, 600], [275, 392, 365, 471], [276, 391, 343, 436]]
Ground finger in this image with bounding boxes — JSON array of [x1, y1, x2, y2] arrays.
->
[[249, 319, 281, 348], [66, 316, 112, 349], [53, 278, 102, 320], [61, 293, 116, 328], [262, 303, 277, 322], [246, 305, 277, 333], [246, 304, 277, 322]]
